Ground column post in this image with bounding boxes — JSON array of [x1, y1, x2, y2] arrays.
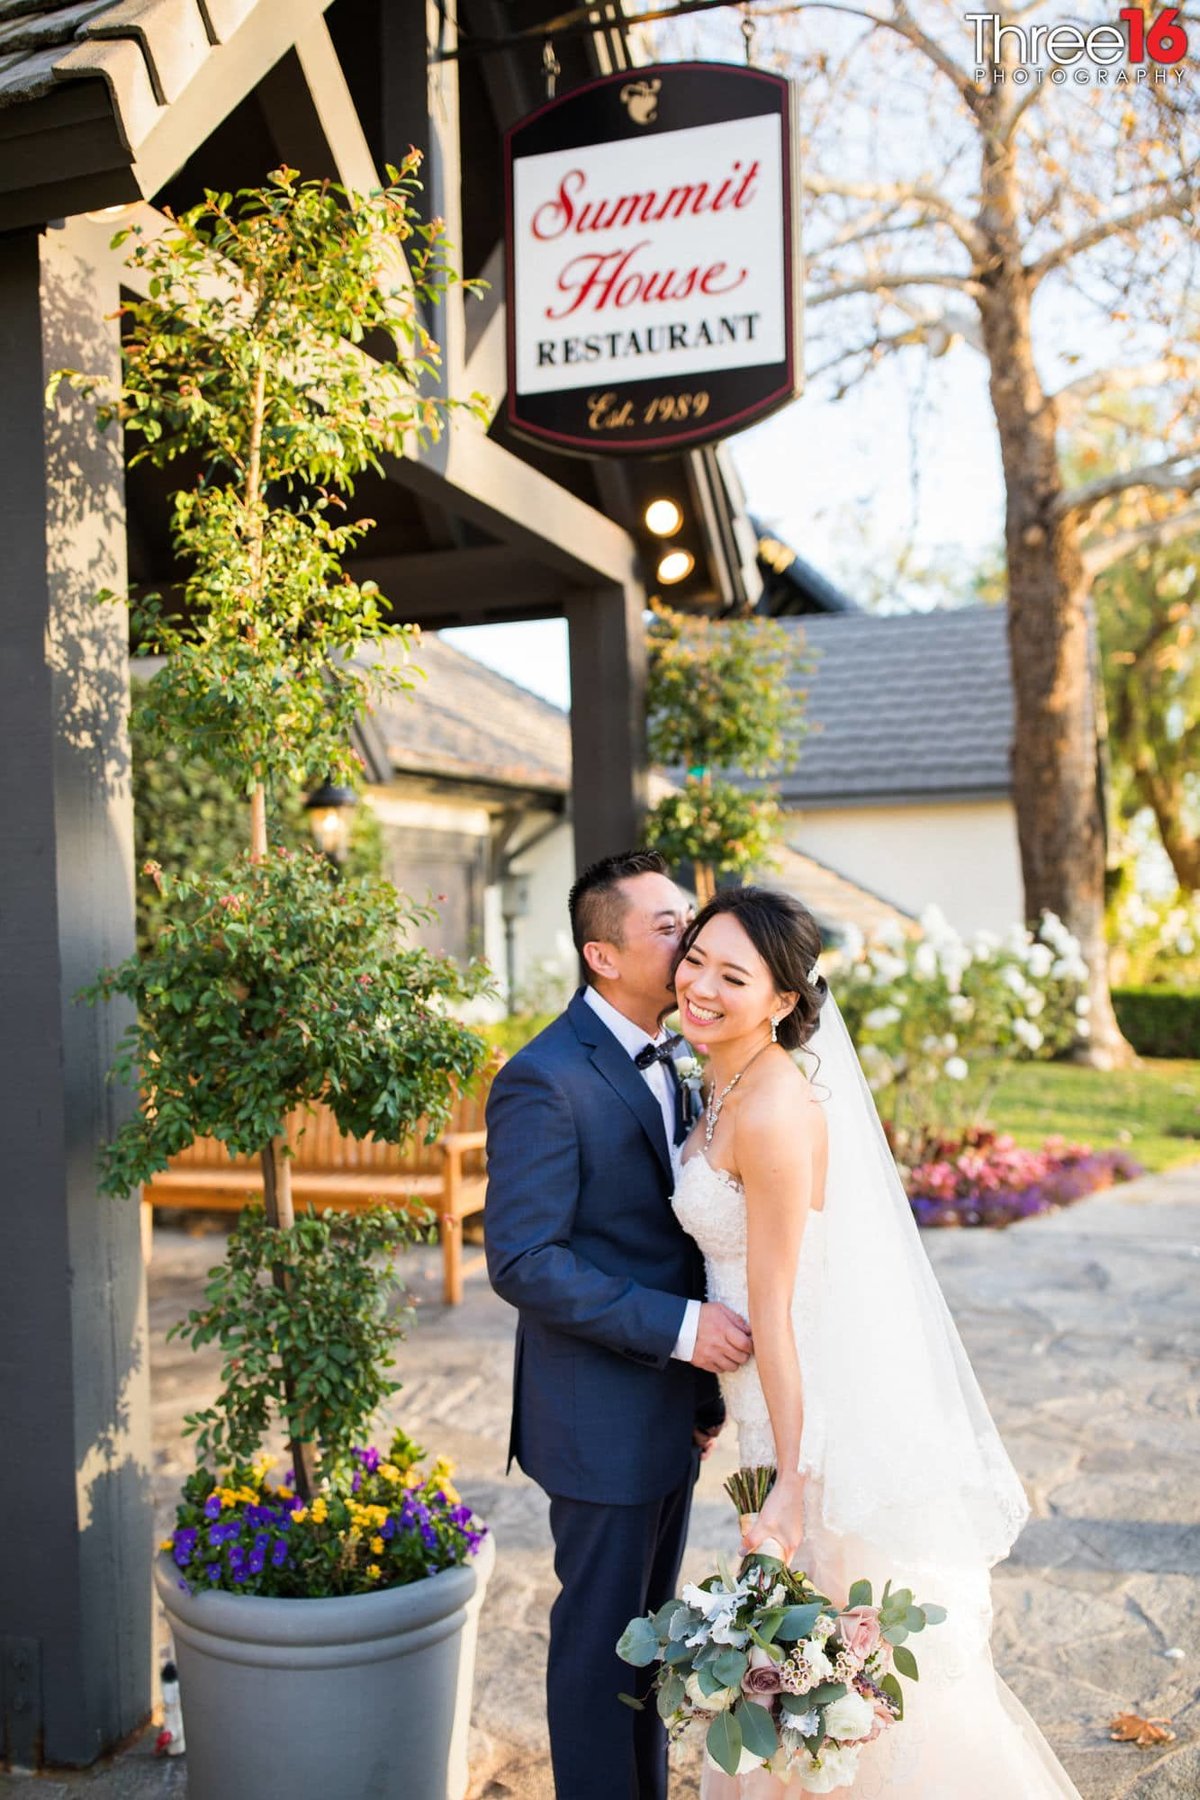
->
[[0, 217, 152, 1766]]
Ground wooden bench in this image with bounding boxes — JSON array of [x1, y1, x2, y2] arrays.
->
[[142, 1064, 499, 1304]]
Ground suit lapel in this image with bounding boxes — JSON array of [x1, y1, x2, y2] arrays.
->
[[568, 991, 673, 1181]]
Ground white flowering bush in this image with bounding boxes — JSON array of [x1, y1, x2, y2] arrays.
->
[[1109, 886, 1200, 989], [833, 907, 1090, 1144]]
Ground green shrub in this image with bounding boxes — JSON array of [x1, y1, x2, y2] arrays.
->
[[1112, 987, 1200, 1058]]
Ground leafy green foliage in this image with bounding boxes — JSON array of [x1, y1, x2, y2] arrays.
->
[[169, 1205, 427, 1469], [1111, 986, 1200, 1058], [643, 776, 782, 882], [643, 601, 810, 885], [56, 164, 494, 1511], [131, 706, 382, 954], [646, 601, 808, 775], [53, 162, 489, 801], [85, 847, 491, 1193]]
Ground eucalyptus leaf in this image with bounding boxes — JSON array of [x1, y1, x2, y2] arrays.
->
[[737, 1700, 779, 1760], [892, 1644, 920, 1682], [847, 1578, 873, 1609], [657, 1670, 686, 1721], [706, 1709, 744, 1778], [712, 1650, 750, 1688], [921, 1603, 948, 1626], [880, 1672, 904, 1721], [617, 1617, 661, 1668], [774, 1603, 824, 1642]]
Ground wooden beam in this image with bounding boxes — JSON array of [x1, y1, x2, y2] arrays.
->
[[131, 0, 331, 199], [345, 545, 575, 625], [566, 584, 649, 867], [290, 17, 381, 195], [387, 429, 642, 589], [423, 0, 466, 404]]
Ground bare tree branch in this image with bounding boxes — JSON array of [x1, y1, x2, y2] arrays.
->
[[810, 270, 986, 304], [1057, 446, 1200, 520], [784, 0, 983, 111], [804, 172, 988, 260], [1028, 190, 1197, 286], [1051, 359, 1200, 413], [1082, 503, 1200, 576]]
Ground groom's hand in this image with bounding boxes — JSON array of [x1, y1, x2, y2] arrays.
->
[[690, 1303, 753, 1374]]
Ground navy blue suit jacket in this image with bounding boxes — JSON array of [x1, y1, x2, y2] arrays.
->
[[485, 990, 722, 1506]]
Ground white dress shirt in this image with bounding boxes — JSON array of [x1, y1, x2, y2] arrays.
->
[[583, 985, 701, 1363]]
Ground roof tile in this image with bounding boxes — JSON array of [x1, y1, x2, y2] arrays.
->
[[779, 606, 1013, 804]]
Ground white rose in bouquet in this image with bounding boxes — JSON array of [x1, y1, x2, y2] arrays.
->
[[790, 1741, 863, 1792], [685, 1673, 738, 1713], [705, 1742, 772, 1777], [822, 1689, 877, 1742]]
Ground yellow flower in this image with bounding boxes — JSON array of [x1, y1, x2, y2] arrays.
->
[[219, 1490, 237, 1510], [370, 1536, 385, 1555], [277, 1488, 293, 1502], [438, 1480, 461, 1505], [404, 1469, 422, 1489], [366, 1563, 381, 1580], [379, 1463, 400, 1484], [432, 1455, 456, 1481], [292, 1506, 308, 1524], [311, 1498, 328, 1524], [159, 1537, 174, 1551]]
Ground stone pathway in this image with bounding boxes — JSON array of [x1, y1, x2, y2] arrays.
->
[[5, 1164, 1198, 1798]]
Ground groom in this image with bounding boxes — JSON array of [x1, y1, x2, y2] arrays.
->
[[485, 850, 754, 1800]]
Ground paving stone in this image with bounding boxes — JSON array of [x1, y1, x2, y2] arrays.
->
[[7, 1164, 1198, 1797]]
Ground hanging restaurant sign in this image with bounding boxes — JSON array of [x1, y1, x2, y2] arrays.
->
[[504, 62, 802, 457]]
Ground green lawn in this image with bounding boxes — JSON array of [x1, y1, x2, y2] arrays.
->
[[970, 1058, 1200, 1173]]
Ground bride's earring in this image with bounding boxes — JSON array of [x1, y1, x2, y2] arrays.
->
[[770, 1013, 780, 1044]]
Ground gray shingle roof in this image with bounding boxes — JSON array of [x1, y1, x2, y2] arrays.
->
[[369, 634, 571, 796], [779, 606, 1013, 805]]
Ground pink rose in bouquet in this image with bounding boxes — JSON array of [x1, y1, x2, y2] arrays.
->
[[835, 1605, 883, 1664], [742, 1646, 785, 1699]]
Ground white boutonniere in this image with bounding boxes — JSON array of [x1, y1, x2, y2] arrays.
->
[[674, 1054, 704, 1092]]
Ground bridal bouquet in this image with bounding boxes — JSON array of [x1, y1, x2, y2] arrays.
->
[[617, 1470, 945, 1791]]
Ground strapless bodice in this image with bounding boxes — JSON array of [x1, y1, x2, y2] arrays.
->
[[671, 1152, 825, 1466]]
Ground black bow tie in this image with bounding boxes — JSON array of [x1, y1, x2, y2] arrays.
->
[[633, 1034, 699, 1146], [634, 1033, 684, 1071]]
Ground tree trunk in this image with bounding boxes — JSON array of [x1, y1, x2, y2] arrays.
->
[[976, 118, 1131, 1067], [1134, 758, 1200, 892], [261, 1136, 316, 1501]]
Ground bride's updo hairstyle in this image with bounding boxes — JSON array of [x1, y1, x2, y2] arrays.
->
[[673, 886, 828, 1051]]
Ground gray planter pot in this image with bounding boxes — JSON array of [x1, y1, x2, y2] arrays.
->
[[155, 1551, 478, 1800]]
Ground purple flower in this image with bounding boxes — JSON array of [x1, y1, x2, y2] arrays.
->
[[204, 1495, 222, 1521], [173, 1542, 193, 1569], [248, 1550, 265, 1574], [353, 1446, 381, 1474], [205, 1563, 220, 1582], [271, 1539, 288, 1567], [380, 1518, 396, 1540]]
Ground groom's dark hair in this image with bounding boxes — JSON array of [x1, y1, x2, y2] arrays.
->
[[569, 849, 671, 972]]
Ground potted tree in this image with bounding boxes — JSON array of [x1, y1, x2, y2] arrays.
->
[[641, 601, 810, 901], [58, 163, 494, 1799]]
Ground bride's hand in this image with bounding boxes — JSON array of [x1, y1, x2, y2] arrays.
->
[[742, 1471, 807, 1565]]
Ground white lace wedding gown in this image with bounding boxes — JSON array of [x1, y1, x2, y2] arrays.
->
[[672, 1150, 1080, 1799]]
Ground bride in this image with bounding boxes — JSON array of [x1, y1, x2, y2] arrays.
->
[[670, 886, 1080, 1798]]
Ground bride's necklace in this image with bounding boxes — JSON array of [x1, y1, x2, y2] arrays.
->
[[704, 1041, 772, 1148]]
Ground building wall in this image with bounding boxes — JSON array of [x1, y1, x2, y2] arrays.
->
[[365, 788, 577, 1016], [504, 817, 578, 1012], [785, 798, 1025, 938]]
